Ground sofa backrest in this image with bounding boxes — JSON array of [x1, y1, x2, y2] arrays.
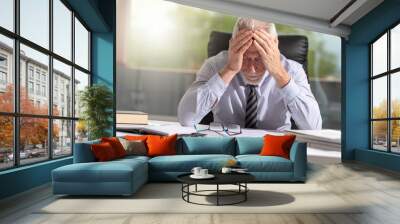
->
[[178, 137, 236, 155], [73, 136, 301, 160], [235, 137, 264, 155], [73, 140, 100, 163]]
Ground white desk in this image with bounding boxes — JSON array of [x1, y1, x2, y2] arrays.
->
[[117, 120, 341, 142], [117, 120, 282, 137]]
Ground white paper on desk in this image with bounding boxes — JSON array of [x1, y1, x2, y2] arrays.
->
[[203, 129, 283, 137], [126, 121, 284, 137], [141, 124, 197, 135], [238, 129, 284, 137], [286, 129, 341, 143]]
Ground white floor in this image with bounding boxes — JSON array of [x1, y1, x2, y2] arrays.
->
[[2, 158, 400, 224]]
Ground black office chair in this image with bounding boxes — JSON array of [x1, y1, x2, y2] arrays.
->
[[200, 31, 309, 129]]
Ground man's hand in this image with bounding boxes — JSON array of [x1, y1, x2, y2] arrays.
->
[[253, 29, 290, 88], [219, 29, 253, 84]]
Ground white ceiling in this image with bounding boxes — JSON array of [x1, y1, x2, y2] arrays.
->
[[167, 0, 384, 37], [227, 0, 352, 23]]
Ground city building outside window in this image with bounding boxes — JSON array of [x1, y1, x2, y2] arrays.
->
[[28, 67, 34, 80], [28, 81, 34, 94], [0, 71, 6, 85], [36, 83, 40, 95], [0, 54, 7, 89], [0, 54, 7, 67], [35, 70, 40, 81], [41, 73, 46, 82], [41, 85, 46, 97]]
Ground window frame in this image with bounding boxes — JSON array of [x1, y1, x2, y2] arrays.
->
[[0, 0, 92, 171], [0, 71, 7, 85], [0, 53, 7, 68], [370, 20, 400, 154]]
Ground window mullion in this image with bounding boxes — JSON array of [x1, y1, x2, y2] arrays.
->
[[370, 45, 373, 149], [388, 30, 391, 153], [13, 0, 21, 167], [71, 10, 76, 153], [48, 0, 54, 160]]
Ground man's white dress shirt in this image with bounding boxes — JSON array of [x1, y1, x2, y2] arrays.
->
[[177, 51, 322, 131]]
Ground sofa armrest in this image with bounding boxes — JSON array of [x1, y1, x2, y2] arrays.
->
[[73, 140, 100, 163], [289, 141, 307, 182]]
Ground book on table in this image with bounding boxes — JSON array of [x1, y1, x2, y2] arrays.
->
[[116, 111, 148, 125]]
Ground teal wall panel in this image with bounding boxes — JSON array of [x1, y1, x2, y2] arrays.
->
[[92, 33, 114, 87], [355, 149, 400, 172], [65, 0, 109, 32], [0, 158, 72, 199], [91, 0, 116, 135], [91, 31, 115, 135], [342, 44, 369, 160]]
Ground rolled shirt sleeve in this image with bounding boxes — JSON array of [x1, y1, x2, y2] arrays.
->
[[278, 61, 322, 130], [279, 77, 301, 105], [206, 72, 228, 97], [178, 54, 228, 126]]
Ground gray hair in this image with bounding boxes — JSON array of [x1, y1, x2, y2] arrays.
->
[[232, 17, 277, 38]]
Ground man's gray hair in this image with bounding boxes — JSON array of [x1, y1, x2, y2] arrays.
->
[[232, 18, 277, 38]]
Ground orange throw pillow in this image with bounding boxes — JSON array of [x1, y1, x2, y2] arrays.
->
[[260, 134, 296, 159], [146, 134, 177, 157], [91, 142, 117, 161], [101, 137, 127, 158], [124, 135, 150, 141]]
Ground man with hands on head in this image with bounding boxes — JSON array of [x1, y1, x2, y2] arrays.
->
[[178, 18, 322, 131]]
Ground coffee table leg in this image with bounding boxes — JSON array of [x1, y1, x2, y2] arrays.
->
[[181, 184, 183, 199], [245, 183, 247, 201], [187, 184, 190, 202], [216, 184, 219, 206], [182, 184, 189, 202]]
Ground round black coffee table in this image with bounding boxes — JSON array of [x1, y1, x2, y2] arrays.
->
[[177, 173, 255, 206]]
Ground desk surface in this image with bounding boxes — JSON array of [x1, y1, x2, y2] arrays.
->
[[116, 120, 341, 142]]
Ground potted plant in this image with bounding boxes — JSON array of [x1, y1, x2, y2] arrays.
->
[[79, 84, 113, 140]]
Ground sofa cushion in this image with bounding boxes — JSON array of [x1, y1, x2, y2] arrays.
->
[[235, 137, 263, 155], [91, 142, 118, 161], [260, 134, 296, 159], [236, 155, 293, 172], [149, 154, 235, 172], [180, 137, 235, 155], [119, 138, 147, 156], [53, 158, 147, 183], [147, 134, 177, 157], [124, 135, 150, 141], [115, 155, 150, 163], [101, 137, 127, 158]]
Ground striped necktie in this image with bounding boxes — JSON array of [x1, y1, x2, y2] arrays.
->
[[245, 85, 258, 129]]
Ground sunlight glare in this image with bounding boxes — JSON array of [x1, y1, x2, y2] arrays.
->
[[129, 0, 176, 45]]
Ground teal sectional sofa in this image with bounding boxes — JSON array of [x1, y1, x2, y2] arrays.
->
[[52, 137, 307, 196]]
